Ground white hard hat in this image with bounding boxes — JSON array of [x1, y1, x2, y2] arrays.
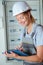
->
[[12, 1, 31, 16]]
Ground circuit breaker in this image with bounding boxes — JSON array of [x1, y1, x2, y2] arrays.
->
[[4, 0, 41, 61]]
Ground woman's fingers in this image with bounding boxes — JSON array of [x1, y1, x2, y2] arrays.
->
[[19, 47, 24, 51], [15, 45, 23, 51], [5, 51, 19, 58]]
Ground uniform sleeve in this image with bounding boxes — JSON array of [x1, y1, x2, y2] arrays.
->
[[36, 26, 43, 46]]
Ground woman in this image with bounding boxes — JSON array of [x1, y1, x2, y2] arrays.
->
[[5, 1, 43, 62]]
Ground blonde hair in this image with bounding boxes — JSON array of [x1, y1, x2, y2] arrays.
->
[[23, 10, 35, 23], [30, 14, 35, 23]]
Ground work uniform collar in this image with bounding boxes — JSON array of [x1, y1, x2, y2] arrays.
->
[[25, 23, 37, 38]]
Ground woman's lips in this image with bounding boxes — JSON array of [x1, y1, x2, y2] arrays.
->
[[21, 22, 25, 24]]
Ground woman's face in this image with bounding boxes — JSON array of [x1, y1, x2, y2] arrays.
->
[[16, 12, 31, 27]]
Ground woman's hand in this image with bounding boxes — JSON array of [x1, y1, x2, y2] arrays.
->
[[15, 46, 23, 51], [5, 51, 19, 58], [5, 43, 23, 59], [15, 43, 24, 51]]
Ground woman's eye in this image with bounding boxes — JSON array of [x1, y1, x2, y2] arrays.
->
[[20, 17, 24, 19]]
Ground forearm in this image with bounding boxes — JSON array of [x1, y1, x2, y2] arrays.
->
[[18, 55, 42, 62]]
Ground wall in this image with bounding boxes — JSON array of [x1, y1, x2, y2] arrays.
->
[[0, 0, 6, 64], [42, 0, 43, 23]]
